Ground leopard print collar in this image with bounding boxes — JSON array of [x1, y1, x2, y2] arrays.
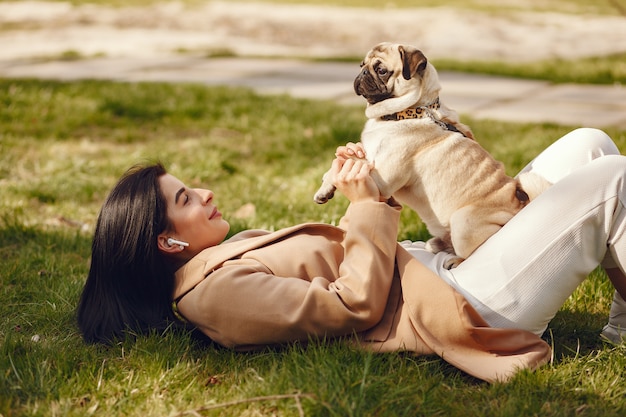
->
[[380, 97, 441, 121], [380, 97, 462, 135]]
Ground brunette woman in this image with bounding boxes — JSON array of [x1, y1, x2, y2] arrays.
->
[[78, 128, 626, 382]]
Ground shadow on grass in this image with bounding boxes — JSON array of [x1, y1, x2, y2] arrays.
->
[[548, 309, 613, 360]]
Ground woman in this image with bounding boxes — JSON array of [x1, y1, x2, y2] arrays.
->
[[77, 128, 626, 382]]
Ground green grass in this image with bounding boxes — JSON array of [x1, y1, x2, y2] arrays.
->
[[433, 53, 626, 85], [1, 78, 626, 416]]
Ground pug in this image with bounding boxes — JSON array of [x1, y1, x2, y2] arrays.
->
[[313, 42, 550, 267]]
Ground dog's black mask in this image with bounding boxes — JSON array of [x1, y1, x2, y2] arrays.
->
[[354, 63, 394, 105]]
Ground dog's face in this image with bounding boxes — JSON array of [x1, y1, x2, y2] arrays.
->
[[354, 42, 429, 105]]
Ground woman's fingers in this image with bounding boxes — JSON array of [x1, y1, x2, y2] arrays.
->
[[332, 158, 379, 203], [335, 142, 366, 159], [334, 158, 368, 180]]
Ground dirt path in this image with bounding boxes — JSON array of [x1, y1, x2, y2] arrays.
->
[[1, 1, 625, 62]]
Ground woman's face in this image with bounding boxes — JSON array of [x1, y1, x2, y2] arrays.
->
[[158, 174, 230, 258]]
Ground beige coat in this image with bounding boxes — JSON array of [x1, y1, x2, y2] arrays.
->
[[173, 200, 550, 382]]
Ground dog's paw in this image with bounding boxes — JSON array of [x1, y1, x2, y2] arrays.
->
[[443, 256, 465, 270], [425, 237, 452, 254], [313, 187, 336, 204]]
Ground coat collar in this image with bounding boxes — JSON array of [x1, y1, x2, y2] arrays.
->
[[173, 223, 343, 301]]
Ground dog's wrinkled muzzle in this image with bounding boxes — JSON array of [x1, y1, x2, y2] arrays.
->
[[354, 69, 391, 104]]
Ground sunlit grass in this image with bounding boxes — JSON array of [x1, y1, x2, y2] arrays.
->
[[1, 79, 626, 416], [434, 53, 626, 85]]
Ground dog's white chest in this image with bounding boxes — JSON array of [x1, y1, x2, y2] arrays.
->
[[361, 119, 430, 165]]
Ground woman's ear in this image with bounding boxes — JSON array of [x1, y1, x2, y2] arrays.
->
[[157, 233, 183, 254]]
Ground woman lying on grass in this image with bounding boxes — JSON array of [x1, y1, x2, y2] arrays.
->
[[77, 128, 626, 383]]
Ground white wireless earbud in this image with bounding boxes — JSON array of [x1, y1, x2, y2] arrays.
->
[[167, 238, 189, 248]]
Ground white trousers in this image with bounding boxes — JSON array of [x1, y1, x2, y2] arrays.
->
[[401, 128, 626, 336]]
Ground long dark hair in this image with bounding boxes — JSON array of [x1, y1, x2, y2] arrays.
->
[[77, 163, 177, 344]]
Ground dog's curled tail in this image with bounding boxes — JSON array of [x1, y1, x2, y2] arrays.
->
[[517, 172, 552, 202]]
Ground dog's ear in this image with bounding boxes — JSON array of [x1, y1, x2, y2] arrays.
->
[[399, 46, 428, 80]]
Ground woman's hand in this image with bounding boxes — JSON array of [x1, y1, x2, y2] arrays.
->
[[331, 157, 380, 203], [335, 142, 366, 161]]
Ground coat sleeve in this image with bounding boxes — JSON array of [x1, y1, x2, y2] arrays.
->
[[176, 200, 401, 348]]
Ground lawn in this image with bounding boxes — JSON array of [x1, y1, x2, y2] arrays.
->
[[1, 77, 626, 416]]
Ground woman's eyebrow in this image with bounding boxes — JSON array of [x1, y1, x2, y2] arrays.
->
[[174, 187, 186, 204]]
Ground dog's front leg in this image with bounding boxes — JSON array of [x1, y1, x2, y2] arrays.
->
[[313, 169, 337, 204], [365, 145, 417, 202], [314, 164, 391, 204], [314, 143, 370, 204]]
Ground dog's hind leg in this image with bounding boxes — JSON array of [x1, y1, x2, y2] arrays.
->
[[425, 233, 454, 254], [424, 233, 465, 269], [449, 206, 515, 260]]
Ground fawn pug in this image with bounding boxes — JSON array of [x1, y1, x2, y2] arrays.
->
[[314, 42, 550, 267]]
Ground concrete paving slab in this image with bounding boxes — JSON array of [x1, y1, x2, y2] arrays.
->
[[435, 73, 551, 118], [473, 83, 626, 128]]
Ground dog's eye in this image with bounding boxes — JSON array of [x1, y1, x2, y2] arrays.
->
[[377, 67, 388, 76]]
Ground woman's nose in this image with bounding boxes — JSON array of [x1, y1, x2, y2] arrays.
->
[[194, 188, 213, 204]]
